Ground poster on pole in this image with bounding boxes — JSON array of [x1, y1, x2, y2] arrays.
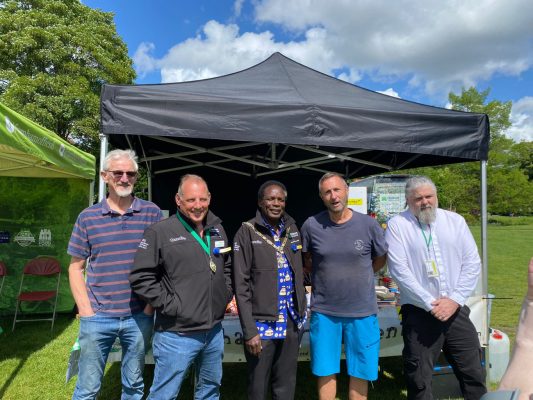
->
[[347, 186, 367, 214]]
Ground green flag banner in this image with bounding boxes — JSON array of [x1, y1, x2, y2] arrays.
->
[[0, 102, 95, 179], [0, 102, 96, 315]]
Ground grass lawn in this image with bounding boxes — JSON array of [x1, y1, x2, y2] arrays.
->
[[472, 219, 533, 344], [0, 314, 406, 400], [0, 219, 531, 399]]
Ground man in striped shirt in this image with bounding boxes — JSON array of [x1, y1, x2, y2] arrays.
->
[[68, 149, 162, 400]]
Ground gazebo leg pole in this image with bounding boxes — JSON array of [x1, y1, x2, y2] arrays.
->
[[480, 159, 489, 386], [98, 134, 109, 202]]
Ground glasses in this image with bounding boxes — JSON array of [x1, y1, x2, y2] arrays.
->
[[106, 170, 137, 179]]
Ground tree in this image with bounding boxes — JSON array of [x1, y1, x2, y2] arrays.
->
[[449, 87, 512, 141], [446, 88, 532, 216], [510, 141, 533, 181], [430, 165, 479, 215], [488, 168, 532, 215], [410, 87, 532, 217], [0, 0, 135, 153]]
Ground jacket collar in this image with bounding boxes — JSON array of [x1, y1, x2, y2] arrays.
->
[[176, 209, 222, 231], [253, 209, 295, 232]]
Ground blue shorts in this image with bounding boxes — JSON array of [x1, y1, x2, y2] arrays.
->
[[310, 311, 380, 380]]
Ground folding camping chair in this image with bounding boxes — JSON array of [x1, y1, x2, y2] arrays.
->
[[0, 261, 6, 296], [12, 256, 61, 331]]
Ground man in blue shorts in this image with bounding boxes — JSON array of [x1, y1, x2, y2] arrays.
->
[[301, 172, 388, 400]]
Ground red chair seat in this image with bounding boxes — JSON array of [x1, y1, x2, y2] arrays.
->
[[18, 291, 57, 302], [12, 256, 61, 331]]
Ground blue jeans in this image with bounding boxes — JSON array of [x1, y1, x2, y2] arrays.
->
[[72, 312, 154, 400], [148, 323, 224, 400]]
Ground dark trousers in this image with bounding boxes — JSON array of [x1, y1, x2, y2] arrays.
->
[[401, 304, 487, 400], [244, 317, 300, 400]]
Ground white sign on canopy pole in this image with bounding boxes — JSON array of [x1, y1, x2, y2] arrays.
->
[[348, 186, 367, 214]]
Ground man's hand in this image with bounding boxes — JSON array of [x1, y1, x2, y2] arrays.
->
[[245, 334, 262, 356], [431, 297, 459, 322], [143, 303, 155, 315], [68, 256, 95, 317], [78, 308, 95, 318]]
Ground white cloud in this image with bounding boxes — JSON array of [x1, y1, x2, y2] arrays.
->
[[134, 20, 338, 83], [131, 0, 533, 104], [506, 97, 533, 142], [253, 0, 533, 99], [133, 42, 158, 79], [337, 68, 362, 84], [377, 88, 400, 98], [233, 0, 245, 17]]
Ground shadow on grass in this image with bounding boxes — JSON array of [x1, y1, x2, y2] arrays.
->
[[96, 357, 407, 399], [0, 313, 71, 398], [99, 362, 249, 399], [375, 356, 408, 399]]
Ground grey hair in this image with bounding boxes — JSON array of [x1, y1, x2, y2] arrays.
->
[[102, 149, 138, 172], [318, 172, 348, 193], [258, 180, 287, 201], [177, 174, 209, 197], [405, 176, 437, 199]]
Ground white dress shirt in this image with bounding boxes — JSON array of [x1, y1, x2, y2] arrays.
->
[[385, 208, 481, 311]]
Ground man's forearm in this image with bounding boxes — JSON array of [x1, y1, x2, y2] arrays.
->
[[498, 258, 533, 399], [302, 252, 312, 274], [372, 254, 387, 273], [68, 264, 93, 316]]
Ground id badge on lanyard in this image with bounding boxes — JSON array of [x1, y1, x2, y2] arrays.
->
[[419, 221, 439, 278], [425, 259, 439, 277]]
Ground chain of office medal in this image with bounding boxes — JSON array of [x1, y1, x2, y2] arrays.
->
[[243, 222, 290, 253]]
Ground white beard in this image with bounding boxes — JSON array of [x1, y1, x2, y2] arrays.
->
[[115, 186, 133, 198], [418, 207, 436, 224]]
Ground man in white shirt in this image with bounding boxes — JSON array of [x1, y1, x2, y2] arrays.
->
[[385, 176, 486, 400]]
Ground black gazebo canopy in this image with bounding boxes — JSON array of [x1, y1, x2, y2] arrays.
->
[[99, 52, 489, 233]]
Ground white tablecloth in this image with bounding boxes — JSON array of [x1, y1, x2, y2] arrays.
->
[[107, 305, 403, 364]]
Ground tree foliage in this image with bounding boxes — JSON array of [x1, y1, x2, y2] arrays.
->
[[408, 87, 532, 217], [449, 87, 512, 140], [509, 141, 533, 181], [0, 0, 135, 153]]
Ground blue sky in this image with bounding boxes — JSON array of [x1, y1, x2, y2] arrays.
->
[[84, 0, 533, 142]]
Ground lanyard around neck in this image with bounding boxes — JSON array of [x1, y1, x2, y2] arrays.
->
[[176, 212, 210, 255], [417, 220, 432, 252]]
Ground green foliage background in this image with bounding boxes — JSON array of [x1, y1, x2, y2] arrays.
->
[[402, 88, 533, 218], [0, 177, 90, 315]]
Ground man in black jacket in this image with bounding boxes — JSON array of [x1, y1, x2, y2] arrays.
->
[[233, 180, 307, 400], [130, 174, 233, 400]]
